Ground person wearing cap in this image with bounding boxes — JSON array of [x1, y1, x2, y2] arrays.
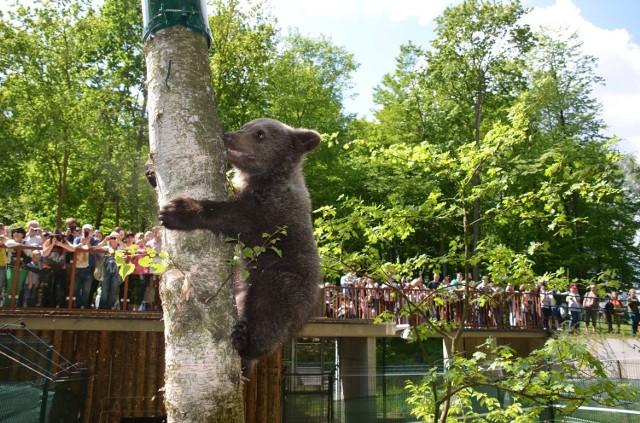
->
[[72, 224, 100, 308], [97, 232, 123, 309], [4, 228, 32, 307], [24, 220, 43, 255]]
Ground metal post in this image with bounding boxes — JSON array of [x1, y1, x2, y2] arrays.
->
[[39, 345, 53, 423], [382, 338, 387, 421]]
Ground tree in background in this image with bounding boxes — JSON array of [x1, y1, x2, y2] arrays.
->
[[0, 0, 156, 231], [324, 0, 640, 287], [313, 0, 640, 420]]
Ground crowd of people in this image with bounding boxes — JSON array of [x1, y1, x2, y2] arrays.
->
[[326, 272, 640, 335], [3, 220, 640, 336], [0, 218, 164, 311]]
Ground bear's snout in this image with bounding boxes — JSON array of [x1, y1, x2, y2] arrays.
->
[[223, 132, 234, 147]]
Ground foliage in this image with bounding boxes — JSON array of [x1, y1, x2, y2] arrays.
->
[[2, 0, 640, 419], [405, 337, 637, 423], [312, 1, 640, 421], [208, 0, 360, 209], [114, 244, 169, 280], [225, 226, 288, 281], [0, 0, 156, 232], [319, 0, 640, 286]]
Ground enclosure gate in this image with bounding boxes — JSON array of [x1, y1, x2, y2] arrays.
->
[[282, 370, 334, 423]]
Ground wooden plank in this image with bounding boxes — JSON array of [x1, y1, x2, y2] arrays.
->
[[134, 330, 147, 417], [122, 332, 136, 417], [256, 357, 269, 423], [82, 330, 100, 421], [267, 350, 282, 423], [144, 330, 159, 416], [87, 330, 113, 423], [244, 365, 257, 423], [154, 332, 166, 416]]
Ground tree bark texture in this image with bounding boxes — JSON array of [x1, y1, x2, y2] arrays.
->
[[144, 25, 244, 423]]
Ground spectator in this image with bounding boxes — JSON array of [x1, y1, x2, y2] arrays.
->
[[476, 276, 490, 327], [128, 232, 150, 310], [604, 291, 623, 334], [24, 250, 43, 307], [426, 273, 441, 290], [42, 229, 75, 307], [89, 229, 105, 303], [146, 227, 162, 252], [566, 284, 582, 333], [98, 232, 123, 309], [63, 218, 80, 297], [628, 289, 639, 336], [441, 276, 455, 322], [539, 282, 555, 331], [340, 271, 355, 296], [143, 227, 164, 310], [124, 232, 136, 248], [452, 272, 464, 288], [582, 285, 599, 334], [551, 288, 564, 331], [505, 282, 518, 326], [0, 229, 7, 306], [64, 218, 79, 242], [113, 226, 125, 240], [4, 228, 31, 307], [409, 276, 424, 288], [72, 224, 100, 308], [24, 220, 43, 254], [324, 282, 335, 317]]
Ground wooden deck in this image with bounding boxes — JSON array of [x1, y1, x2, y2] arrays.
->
[[0, 305, 548, 422]]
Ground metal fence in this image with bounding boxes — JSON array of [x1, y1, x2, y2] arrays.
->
[[0, 330, 89, 422], [282, 362, 640, 423]]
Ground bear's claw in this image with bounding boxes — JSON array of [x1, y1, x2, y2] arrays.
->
[[231, 320, 248, 353]]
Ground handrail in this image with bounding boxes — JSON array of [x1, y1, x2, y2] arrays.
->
[[1, 244, 158, 311], [322, 285, 631, 331]]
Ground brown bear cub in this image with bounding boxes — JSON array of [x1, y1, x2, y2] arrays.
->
[[159, 118, 322, 376]]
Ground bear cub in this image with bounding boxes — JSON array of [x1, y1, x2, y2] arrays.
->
[[159, 118, 322, 376]]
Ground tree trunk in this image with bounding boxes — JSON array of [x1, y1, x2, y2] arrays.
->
[[144, 25, 244, 422]]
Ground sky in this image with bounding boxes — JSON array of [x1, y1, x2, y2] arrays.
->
[[4, 0, 639, 157], [265, 0, 640, 158]]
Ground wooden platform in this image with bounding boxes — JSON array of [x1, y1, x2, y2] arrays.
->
[[0, 310, 548, 422]]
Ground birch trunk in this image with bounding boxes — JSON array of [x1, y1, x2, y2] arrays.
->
[[144, 25, 244, 422]]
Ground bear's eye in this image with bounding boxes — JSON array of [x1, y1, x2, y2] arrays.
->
[[256, 130, 265, 141]]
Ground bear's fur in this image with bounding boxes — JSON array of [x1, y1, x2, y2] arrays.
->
[[159, 118, 322, 376]]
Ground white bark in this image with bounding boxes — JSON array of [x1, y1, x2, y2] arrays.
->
[[145, 25, 244, 422]]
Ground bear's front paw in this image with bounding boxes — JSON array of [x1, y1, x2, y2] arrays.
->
[[159, 197, 203, 230], [231, 320, 248, 354]]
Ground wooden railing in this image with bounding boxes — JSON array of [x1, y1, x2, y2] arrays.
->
[[1, 244, 626, 335], [323, 285, 545, 330], [1, 245, 158, 311]]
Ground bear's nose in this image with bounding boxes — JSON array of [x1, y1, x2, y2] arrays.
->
[[223, 132, 233, 146]]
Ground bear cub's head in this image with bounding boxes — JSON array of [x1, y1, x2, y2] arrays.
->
[[223, 118, 321, 177]]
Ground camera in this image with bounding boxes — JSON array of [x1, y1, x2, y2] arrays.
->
[[84, 230, 90, 238], [109, 236, 117, 240]]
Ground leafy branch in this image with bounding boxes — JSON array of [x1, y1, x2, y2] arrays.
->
[[225, 225, 288, 281]]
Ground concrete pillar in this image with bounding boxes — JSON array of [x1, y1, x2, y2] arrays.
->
[[336, 337, 377, 422]]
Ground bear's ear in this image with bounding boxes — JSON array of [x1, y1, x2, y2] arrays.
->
[[293, 129, 321, 153]]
